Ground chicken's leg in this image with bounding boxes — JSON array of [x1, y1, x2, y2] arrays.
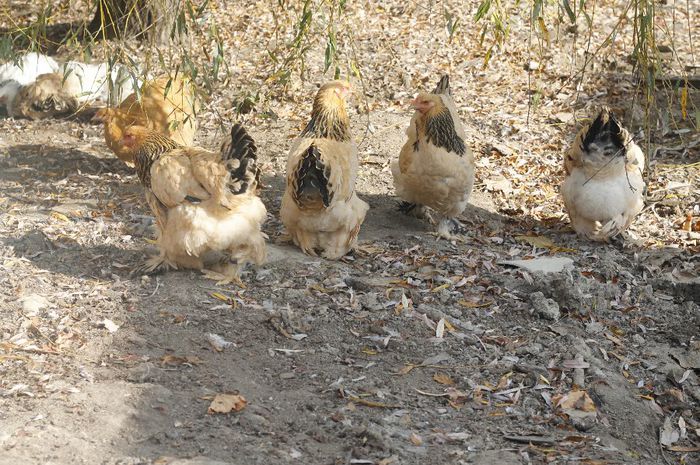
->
[[435, 217, 466, 240], [202, 260, 245, 287], [135, 252, 177, 275], [398, 201, 431, 221]]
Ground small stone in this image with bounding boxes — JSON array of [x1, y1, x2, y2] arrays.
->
[[569, 412, 596, 432], [126, 363, 158, 383], [280, 372, 296, 379], [20, 294, 50, 315], [471, 450, 521, 465], [360, 293, 383, 312], [524, 60, 540, 71], [526, 343, 543, 355], [585, 321, 605, 334], [168, 458, 232, 465], [530, 292, 560, 321], [632, 334, 646, 345], [239, 413, 270, 432]]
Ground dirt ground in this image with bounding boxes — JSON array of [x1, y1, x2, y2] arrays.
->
[[1, 1, 699, 465]]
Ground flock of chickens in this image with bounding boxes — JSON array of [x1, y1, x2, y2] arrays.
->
[[0, 53, 646, 285]]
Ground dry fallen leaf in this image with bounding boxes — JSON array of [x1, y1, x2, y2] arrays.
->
[[435, 318, 445, 338], [160, 355, 203, 366], [433, 373, 455, 385], [446, 387, 469, 408], [660, 416, 680, 447], [680, 213, 693, 232], [207, 393, 247, 414], [458, 299, 493, 308], [556, 390, 597, 412], [515, 235, 576, 252], [100, 319, 119, 333], [207, 333, 234, 352], [377, 456, 399, 465], [50, 211, 70, 222], [409, 432, 423, 446]]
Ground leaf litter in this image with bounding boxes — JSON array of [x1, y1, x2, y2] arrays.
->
[[0, 0, 697, 463]]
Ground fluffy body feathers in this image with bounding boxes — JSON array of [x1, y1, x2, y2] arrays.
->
[[123, 124, 266, 283], [97, 75, 197, 165], [392, 75, 475, 238], [59, 61, 138, 105], [11, 73, 80, 120], [280, 81, 369, 259], [1, 53, 137, 118], [562, 107, 645, 241], [0, 53, 59, 115]]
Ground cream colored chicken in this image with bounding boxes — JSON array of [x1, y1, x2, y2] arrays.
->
[[280, 80, 369, 259], [121, 124, 266, 285], [11, 73, 80, 120], [6, 58, 138, 119], [96, 75, 197, 166], [392, 75, 475, 239], [562, 107, 645, 241]]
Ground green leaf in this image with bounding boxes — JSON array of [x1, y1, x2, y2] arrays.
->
[[532, 0, 543, 22], [350, 60, 361, 78], [324, 42, 332, 72], [562, 0, 576, 24], [475, 0, 492, 21], [483, 46, 493, 68]]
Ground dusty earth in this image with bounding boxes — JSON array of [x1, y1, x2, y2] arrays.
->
[[1, 1, 699, 465]]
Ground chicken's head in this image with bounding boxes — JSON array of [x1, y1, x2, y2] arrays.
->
[[410, 92, 445, 116], [303, 80, 353, 141], [313, 80, 352, 114], [120, 125, 154, 154], [567, 107, 630, 172]]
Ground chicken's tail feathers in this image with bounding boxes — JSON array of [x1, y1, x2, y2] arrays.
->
[[582, 106, 628, 154], [221, 123, 261, 195], [432, 75, 451, 96], [291, 144, 333, 209]]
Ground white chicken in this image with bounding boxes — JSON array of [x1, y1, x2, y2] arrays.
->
[[0, 52, 59, 115], [562, 107, 645, 241]]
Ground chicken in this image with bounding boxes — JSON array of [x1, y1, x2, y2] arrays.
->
[[60, 61, 137, 105], [561, 107, 645, 241], [280, 80, 369, 259], [11, 73, 80, 120], [95, 75, 197, 166], [391, 75, 475, 239], [2, 55, 138, 119], [0, 52, 59, 116], [121, 123, 266, 284]]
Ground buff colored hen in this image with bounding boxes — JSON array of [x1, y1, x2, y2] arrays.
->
[[392, 75, 475, 239], [122, 123, 266, 285], [280, 80, 369, 259], [96, 75, 197, 166], [562, 107, 645, 241]]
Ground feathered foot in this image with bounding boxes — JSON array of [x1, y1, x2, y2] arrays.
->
[[433, 217, 466, 241], [587, 214, 626, 242], [202, 264, 245, 287], [132, 253, 177, 276], [398, 201, 418, 214], [398, 201, 432, 221]]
